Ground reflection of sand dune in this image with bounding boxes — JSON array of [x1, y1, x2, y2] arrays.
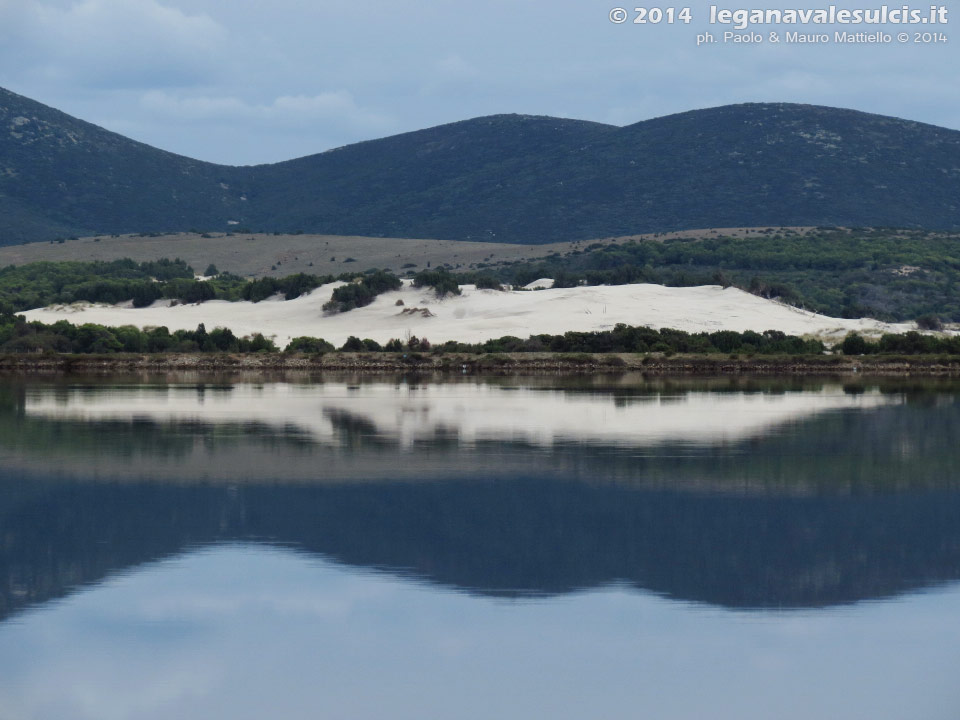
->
[[24, 382, 897, 449]]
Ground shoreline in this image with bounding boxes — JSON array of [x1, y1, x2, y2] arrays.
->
[[4, 351, 960, 376]]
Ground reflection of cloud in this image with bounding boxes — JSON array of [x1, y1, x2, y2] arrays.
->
[[0, 544, 958, 720], [140, 90, 391, 130]]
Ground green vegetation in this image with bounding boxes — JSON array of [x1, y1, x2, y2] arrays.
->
[[322, 271, 403, 313], [413, 268, 462, 297], [279, 325, 822, 355], [840, 331, 960, 355], [286, 337, 336, 353], [0, 260, 403, 312], [0, 259, 194, 311], [473, 275, 503, 290], [0, 310, 276, 354], [457, 228, 960, 322], [239, 273, 333, 302]]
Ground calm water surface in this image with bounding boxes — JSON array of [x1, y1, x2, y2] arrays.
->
[[1, 375, 959, 719]]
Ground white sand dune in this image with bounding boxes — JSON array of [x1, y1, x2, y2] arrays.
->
[[22, 281, 916, 348], [23, 382, 896, 449]]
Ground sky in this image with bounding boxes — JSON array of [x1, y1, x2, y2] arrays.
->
[[0, 0, 956, 165]]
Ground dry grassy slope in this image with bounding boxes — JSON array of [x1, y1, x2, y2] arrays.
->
[[0, 226, 817, 278]]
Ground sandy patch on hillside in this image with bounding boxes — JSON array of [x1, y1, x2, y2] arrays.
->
[[22, 280, 916, 348]]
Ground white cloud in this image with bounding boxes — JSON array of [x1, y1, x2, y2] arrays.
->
[[0, 0, 956, 164], [139, 89, 391, 131], [0, 0, 226, 87], [418, 54, 484, 98]]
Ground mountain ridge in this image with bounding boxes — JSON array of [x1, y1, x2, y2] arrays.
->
[[2, 86, 960, 245]]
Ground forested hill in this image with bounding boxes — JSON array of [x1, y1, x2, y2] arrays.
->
[[0, 87, 246, 245], [3, 85, 960, 245]]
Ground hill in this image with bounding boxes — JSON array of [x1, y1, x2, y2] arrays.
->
[[5, 382, 960, 614], [0, 87, 247, 245], [3, 86, 960, 244]]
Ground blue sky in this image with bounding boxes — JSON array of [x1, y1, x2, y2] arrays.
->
[[0, 0, 955, 164]]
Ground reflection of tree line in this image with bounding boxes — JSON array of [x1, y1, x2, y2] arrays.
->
[[3, 473, 960, 623], [0, 382, 324, 460], [2, 386, 960, 491], [3, 379, 960, 622]]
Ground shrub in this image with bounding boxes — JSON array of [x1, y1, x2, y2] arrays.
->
[[323, 271, 401, 313], [340, 336, 363, 351], [916, 314, 943, 331], [286, 337, 335, 353], [841, 332, 870, 355], [474, 275, 502, 290], [413, 269, 461, 297], [240, 333, 277, 353]]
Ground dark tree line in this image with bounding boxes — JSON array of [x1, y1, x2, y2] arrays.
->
[[288, 325, 826, 356], [0, 311, 275, 354], [0, 259, 404, 312]]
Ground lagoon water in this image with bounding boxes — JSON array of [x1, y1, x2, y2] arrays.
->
[[1, 375, 959, 719]]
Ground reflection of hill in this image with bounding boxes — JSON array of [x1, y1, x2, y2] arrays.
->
[[4, 379, 960, 619], [3, 471, 960, 621]]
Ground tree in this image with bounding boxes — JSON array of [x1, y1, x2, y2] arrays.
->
[[841, 332, 869, 355], [286, 337, 335, 353], [341, 336, 364, 351]]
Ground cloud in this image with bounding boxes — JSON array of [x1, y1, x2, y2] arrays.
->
[[0, 0, 226, 88], [139, 89, 391, 131], [1, 0, 956, 165], [418, 54, 483, 97]]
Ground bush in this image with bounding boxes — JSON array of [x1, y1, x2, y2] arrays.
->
[[243, 277, 281, 302], [413, 269, 461, 297], [278, 273, 327, 300], [207, 327, 239, 352], [916, 314, 943, 331], [341, 336, 364, 351], [323, 271, 402, 313], [286, 337, 335, 353], [841, 332, 870, 355], [474, 275, 502, 290], [240, 333, 277, 353]]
